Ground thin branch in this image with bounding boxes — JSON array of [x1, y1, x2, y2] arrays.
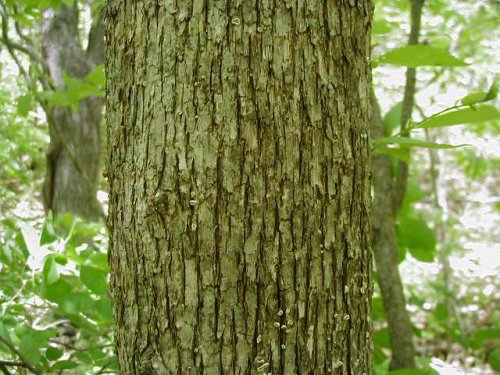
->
[[0, 363, 12, 375], [0, 31, 45, 67], [0, 7, 31, 85], [12, 3, 35, 46], [393, 0, 426, 214], [0, 4, 51, 91], [0, 4, 31, 54], [0, 360, 28, 368], [0, 335, 42, 374], [34, 320, 71, 331], [94, 360, 114, 375]]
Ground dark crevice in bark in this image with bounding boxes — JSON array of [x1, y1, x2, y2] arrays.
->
[[107, 1, 373, 373]]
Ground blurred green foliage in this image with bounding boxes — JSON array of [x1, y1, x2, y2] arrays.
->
[[0, 214, 116, 373]]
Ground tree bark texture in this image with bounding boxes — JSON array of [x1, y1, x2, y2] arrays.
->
[[41, 4, 104, 221], [106, 1, 373, 373], [370, 92, 416, 369]]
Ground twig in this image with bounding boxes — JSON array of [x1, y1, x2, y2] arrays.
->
[[0, 6, 31, 86], [393, 0, 426, 214], [0, 3, 51, 91], [0, 363, 12, 375], [12, 3, 35, 46], [94, 360, 114, 375], [0, 335, 42, 374], [0, 360, 30, 368]]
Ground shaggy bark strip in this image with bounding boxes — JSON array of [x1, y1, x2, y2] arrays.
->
[[106, 1, 373, 373]]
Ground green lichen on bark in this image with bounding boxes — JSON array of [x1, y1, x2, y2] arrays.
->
[[106, 1, 373, 373]]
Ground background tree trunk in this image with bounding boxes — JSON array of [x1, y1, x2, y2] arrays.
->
[[371, 92, 416, 369], [370, 0, 424, 369], [41, 4, 104, 221], [106, 1, 373, 373]]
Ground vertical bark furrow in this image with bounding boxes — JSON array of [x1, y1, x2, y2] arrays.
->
[[107, 1, 372, 373]]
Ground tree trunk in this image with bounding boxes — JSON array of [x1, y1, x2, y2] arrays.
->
[[106, 1, 373, 373], [370, 0, 424, 369], [371, 92, 416, 369], [41, 4, 104, 221]]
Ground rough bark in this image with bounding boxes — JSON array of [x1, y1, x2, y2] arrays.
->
[[41, 3, 104, 221], [371, 92, 416, 369], [106, 1, 373, 373]]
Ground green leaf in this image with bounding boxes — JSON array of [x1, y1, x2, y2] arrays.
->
[[5, 224, 30, 261], [40, 278, 71, 303], [430, 283, 456, 299], [19, 328, 56, 367], [65, 313, 100, 333], [489, 348, 500, 371], [0, 321, 10, 339], [86, 64, 105, 86], [397, 218, 436, 262], [40, 73, 104, 113], [374, 328, 391, 349], [389, 369, 435, 375], [54, 254, 68, 265], [19, 223, 39, 259], [63, 73, 104, 112], [39, 90, 70, 107], [383, 101, 403, 136], [373, 19, 393, 34], [89, 252, 110, 272], [17, 94, 33, 116], [461, 92, 489, 106], [397, 242, 407, 263], [20, 334, 42, 365], [398, 183, 427, 219], [408, 245, 435, 263], [52, 360, 79, 369], [107, 357, 119, 370], [43, 256, 59, 285], [45, 346, 63, 361], [377, 45, 468, 67], [53, 212, 76, 240], [444, 325, 469, 349], [372, 297, 385, 320], [373, 147, 410, 162], [80, 265, 108, 295], [95, 297, 113, 323], [373, 346, 388, 365], [89, 347, 107, 362], [470, 328, 500, 349], [433, 302, 449, 321], [485, 78, 498, 101], [59, 293, 94, 315], [418, 105, 500, 128], [40, 216, 58, 245], [374, 136, 468, 149], [31, 328, 57, 343], [460, 80, 498, 105], [75, 351, 94, 364]]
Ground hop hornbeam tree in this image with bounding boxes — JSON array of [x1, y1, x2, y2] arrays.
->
[[105, 0, 374, 373]]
